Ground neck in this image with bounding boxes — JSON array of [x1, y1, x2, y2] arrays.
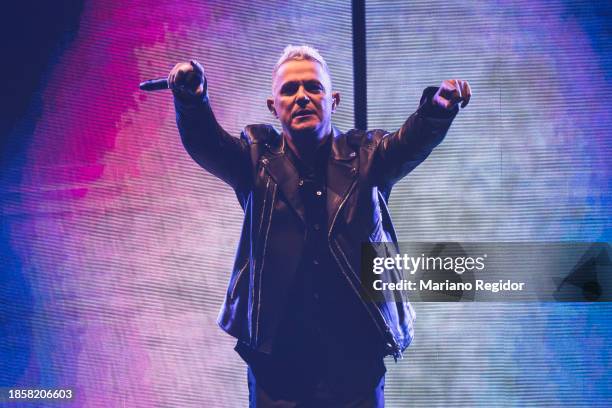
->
[[285, 128, 330, 164]]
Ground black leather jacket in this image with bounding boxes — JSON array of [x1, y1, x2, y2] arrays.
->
[[174, 86, 457, 359]]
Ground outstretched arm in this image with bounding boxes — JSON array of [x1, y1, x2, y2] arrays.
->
[[170, 61, 252, 193], [372, 79, 471, 189]]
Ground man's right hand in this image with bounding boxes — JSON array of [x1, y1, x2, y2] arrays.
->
[[168, 60, 206, 99]]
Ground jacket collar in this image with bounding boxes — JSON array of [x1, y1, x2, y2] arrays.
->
[[263, 125, 349, 156], [330, 126, 356, 161], [261, 126, 358, 231]]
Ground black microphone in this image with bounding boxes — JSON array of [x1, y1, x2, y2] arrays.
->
[[139, 78, 169, 91]]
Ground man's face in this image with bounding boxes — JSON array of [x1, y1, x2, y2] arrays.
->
[[268, 59, 338, 139]]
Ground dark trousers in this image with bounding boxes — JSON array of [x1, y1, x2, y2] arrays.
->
[[247, 366, 385, 408]]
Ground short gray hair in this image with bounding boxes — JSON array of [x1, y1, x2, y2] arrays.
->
[[272, 45, 331, 91]]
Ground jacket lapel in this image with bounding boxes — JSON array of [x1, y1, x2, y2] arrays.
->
[[262, 135, 306, 226], [327, 127, 358, 234], [260, 127, 358, 230]]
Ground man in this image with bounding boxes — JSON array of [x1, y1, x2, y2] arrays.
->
[[169, 45, 470, 407]]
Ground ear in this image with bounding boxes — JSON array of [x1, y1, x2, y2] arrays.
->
[[267, 98, 277, 118], [331, 91, 340, 113]]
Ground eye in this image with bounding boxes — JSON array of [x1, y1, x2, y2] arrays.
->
[[306, 82, 323, 93], [280, 82, 298, 95]]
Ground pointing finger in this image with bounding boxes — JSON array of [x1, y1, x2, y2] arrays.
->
[[455, 79, 462, 100], [460, 80, 471, 108], [190, 60, 205, 76]]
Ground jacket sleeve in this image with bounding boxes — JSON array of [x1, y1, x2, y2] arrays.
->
[[174, 92, 252, 193], [371, 86, 458, 189]]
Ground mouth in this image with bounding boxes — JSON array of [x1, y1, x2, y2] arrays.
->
[[292, 109, 316, 118]]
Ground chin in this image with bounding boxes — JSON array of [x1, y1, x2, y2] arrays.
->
[[290, 123, 319, 134]]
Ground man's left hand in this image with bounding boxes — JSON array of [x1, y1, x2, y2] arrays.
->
[[432, 79, 471, 111]]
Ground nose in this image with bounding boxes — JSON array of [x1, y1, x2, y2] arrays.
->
[[296, 87, 310, 107]]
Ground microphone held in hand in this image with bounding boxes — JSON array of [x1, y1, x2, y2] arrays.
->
[[139, 78, 169, 91], [140, 61, 205, 94]]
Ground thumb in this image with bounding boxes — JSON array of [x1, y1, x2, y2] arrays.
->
[[190, 60, 205, 76]]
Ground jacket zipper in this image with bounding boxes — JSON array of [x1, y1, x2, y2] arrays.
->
[[327, 181, 401, 358], [330, 240, 401, 358], [229, 259, 249, 299], [253, 178, 276, 345], [230, 192, 254, 299]]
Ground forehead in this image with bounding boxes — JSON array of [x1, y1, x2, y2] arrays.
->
[[273, 59, 331, 91]]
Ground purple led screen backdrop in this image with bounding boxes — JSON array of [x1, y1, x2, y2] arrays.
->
[[367, 1, 611, 406], [0, 0, 610, 407], [1, 1, 354, 407]]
